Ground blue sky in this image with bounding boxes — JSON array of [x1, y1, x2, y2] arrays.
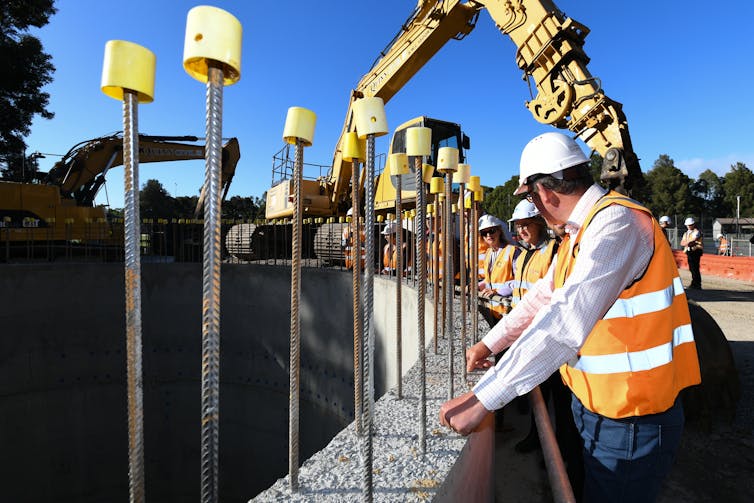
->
[[26, 0, 754, 210]]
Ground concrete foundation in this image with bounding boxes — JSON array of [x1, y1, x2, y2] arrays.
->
[[0, 264, 437, 502]]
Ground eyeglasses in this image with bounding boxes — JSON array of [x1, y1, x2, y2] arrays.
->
[[514, 222, 531, 231], [480, 228, 497, 237], [523, 174, 545, 202]]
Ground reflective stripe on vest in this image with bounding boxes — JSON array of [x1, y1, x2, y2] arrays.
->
[[557, 192, 701, 419]]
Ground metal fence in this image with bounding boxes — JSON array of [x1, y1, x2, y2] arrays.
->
[[666, 228, 754, 257]]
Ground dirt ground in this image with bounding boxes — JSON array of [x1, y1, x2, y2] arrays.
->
[[494, 270, 754, 502]]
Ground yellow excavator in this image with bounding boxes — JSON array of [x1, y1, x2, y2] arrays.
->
[[0, 134, 240, 247], [268, 0, 642, 213], [256, 0, 641, 261]]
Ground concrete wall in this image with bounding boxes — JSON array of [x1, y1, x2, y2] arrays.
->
[[0, 264, 430, 502]]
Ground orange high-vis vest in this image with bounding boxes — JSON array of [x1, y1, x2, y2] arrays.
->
[[555, 193, 701, 419], [511, 239, 557, 307], [483, 244, 516, 319], [477, 238, 489, 281], [343, 226, 366, 270]]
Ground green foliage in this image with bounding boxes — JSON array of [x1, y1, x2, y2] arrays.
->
[[136, 178, 265, 220], [722, 163, 754, 217], [481, 175, 520, 221], [692, 169, 728, 218], [643, 155, 697, 218], [0, 0, 56, 179]]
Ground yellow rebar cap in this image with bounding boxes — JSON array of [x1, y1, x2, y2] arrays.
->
[[437, 147, 459, 173], [101, 40, 155, 103], [353, 97, 388, 139], [406, 126, 431, 156], [183, 6, 242, 85], [475, 189, 484, 202], [427, 203, 434, 215], [422, 163, 434, 184], [468, 175, 481, 192], [377, 215, 384, 223], [453, 163, 470, 184], [342, 132, 365, 162], [389, 153, 409, 176], [430, 177, 444, 194], [283, 106, 317, 146]]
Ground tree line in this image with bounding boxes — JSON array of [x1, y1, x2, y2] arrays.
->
[[480, 153, 754, 226]]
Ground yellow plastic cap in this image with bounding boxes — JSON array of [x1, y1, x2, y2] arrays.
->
[[377, 215, 384, 223], [422, 163, 434, 184], [452, 203, 458, 213], [437, 147, 459, 173], [464, 195, 472, 209], [183, 6, 242, 85], [283, 106, 317, 146], [438, 194, 445, 202], [353, 97, 388, 139], [342, 132, 365, 162], [389, 153, 409, 175], [475, 189, 484, 202], [406, 126, 431, 156], [427, 203, 434, 215], [429, 177, 444, 194], [468, 175, 481, 192], [101, 40, 156, 103], [453, 163, 470, 184]]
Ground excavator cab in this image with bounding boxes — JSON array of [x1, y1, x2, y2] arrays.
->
[[374, 116, 468, 211]]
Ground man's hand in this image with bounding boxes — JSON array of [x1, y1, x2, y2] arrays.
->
[[466, 341, 493, 372], [439, 391, 491, 436]]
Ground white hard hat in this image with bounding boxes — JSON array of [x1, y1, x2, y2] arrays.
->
[[514, 132, 588, 195], [381, 222, 397, 235], [346, 207, 353, 216], [659, 215, 671, 224], [479, 214, 505, 231], [717, 234, 724, 239], [508, 199, 540, 222], [684, 217, 695, 226]]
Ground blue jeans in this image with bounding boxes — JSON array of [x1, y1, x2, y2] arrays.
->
[[571, 395, 684, 503]]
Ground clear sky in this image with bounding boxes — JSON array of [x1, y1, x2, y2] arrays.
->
[[25, 0, 754, 210]]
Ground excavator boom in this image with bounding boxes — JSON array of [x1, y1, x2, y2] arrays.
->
[[46, 133, 241, 209]]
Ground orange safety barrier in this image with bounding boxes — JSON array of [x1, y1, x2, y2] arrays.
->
[[672, 251, 754, 282]]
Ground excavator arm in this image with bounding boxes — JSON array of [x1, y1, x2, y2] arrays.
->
[[327, 0, 641, 209], [45, 134, 241, 211]]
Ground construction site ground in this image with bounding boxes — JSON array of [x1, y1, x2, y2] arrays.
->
[[493, 269, 754, 502]]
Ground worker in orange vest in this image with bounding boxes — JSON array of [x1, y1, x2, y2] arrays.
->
[[442, 132, 701, 502]]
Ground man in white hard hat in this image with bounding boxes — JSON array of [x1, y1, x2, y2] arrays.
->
[[659, 215, 672, 243], [680, 217, 703, 288], [440, 132, 701, 502]]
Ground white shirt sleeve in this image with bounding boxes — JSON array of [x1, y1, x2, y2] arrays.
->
[[473, 204, 654, 411]]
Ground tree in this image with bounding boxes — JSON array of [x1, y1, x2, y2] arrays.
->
[[0, 0, 57, 180], [481, 175, 520, 221], [722, 162, 754, 219], [140, 179, 176, 219], [643, 154, 696, 218], [692, 169, 728, 219]]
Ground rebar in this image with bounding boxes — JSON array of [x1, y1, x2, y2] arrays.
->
[[444, 172, 454, 399], [200, 64, 224, 503], [362, 135, 376, 502], [123, 90, 145, 503], [471, 199, 479, 343], [352, 160, 364, 436], [458, 185, 467, 383], [531, 386, 576, 503], [289, 139, 304, 492], [414, 156, 427, 454], [432, 198, 439, 354], [395, 175, 403, 399]]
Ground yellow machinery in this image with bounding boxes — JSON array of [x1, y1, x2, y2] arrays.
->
[[265, 0, 640, 225], [0, 133, 240, 244]]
